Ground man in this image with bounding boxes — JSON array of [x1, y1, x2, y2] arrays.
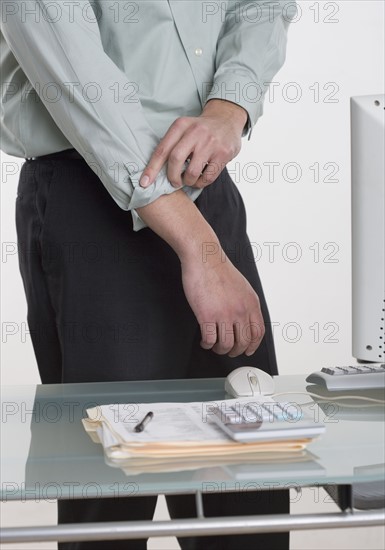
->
[[1, 1, 295, 548]]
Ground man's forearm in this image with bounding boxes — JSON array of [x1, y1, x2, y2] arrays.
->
[[136, 190, 221, 266]]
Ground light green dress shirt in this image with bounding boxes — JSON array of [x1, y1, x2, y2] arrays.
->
[[0, 0, 295, 230]]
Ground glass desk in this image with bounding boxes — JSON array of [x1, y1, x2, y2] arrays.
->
[[1, 374, 384, 544]]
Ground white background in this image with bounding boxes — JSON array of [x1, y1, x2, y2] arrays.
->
[[1, 1, 384, 549]]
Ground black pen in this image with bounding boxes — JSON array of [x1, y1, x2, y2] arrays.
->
[[134, 411, 154, 433]]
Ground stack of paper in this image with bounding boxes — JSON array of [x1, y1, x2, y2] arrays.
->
[[104, 450, 318, 476], [82, 396, 324, 472]]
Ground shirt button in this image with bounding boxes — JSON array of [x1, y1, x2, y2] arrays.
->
[[194, 48, 203, 56]]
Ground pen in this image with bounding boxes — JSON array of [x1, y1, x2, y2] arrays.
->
[[134, 411, 154, 433]]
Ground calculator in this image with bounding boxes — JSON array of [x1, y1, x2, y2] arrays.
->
[[210, 398, 325, 443]]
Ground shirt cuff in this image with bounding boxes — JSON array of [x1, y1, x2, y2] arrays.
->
[[124, 161, 204, 231]]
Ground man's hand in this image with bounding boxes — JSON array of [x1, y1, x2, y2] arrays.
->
[[136, 189, 265, 358], [181, 250, 265, 357], [139, 99, 248, 190]]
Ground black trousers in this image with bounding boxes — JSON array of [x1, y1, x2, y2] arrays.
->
[[16, 149, 289, 549]]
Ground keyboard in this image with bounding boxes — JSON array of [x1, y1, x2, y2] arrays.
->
[[306, 364, 385, 391]]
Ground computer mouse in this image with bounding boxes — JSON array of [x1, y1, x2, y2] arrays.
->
[[225, 366, 275, 397]]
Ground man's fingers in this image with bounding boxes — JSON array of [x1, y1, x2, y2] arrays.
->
[[200, 320, 241, 354], [166, 134, 197, 188], [207, 317, 265, 358], [199, 316, 265, 357], [182, 153, 211, 187], [200, 322, 217, 350], [211, 321, 237, 355], [139, 119, 187, 187], [244, 318, 265, 357], [227, 322, 247, 358], [140, 113, 240, 189], [188, 158, 224, 189], [140, 141, 170, 187]]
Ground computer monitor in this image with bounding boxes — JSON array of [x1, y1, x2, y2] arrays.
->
[[351, 94, 385, 363]]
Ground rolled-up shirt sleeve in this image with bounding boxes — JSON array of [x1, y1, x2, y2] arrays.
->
[[1, 0, 201, 231], [204, 0, 297, 141]]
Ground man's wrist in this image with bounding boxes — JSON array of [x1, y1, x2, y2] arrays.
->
[[202, 98, 248, 135]]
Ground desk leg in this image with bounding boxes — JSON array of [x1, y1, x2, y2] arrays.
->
[[195, 491, 205, 519], [323, 484, 353, 511]]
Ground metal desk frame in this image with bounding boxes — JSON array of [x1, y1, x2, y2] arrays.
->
[[2, 490, 384, 544]]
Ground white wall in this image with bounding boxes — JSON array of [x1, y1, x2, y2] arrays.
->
[[1, 2, 384, 549]]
